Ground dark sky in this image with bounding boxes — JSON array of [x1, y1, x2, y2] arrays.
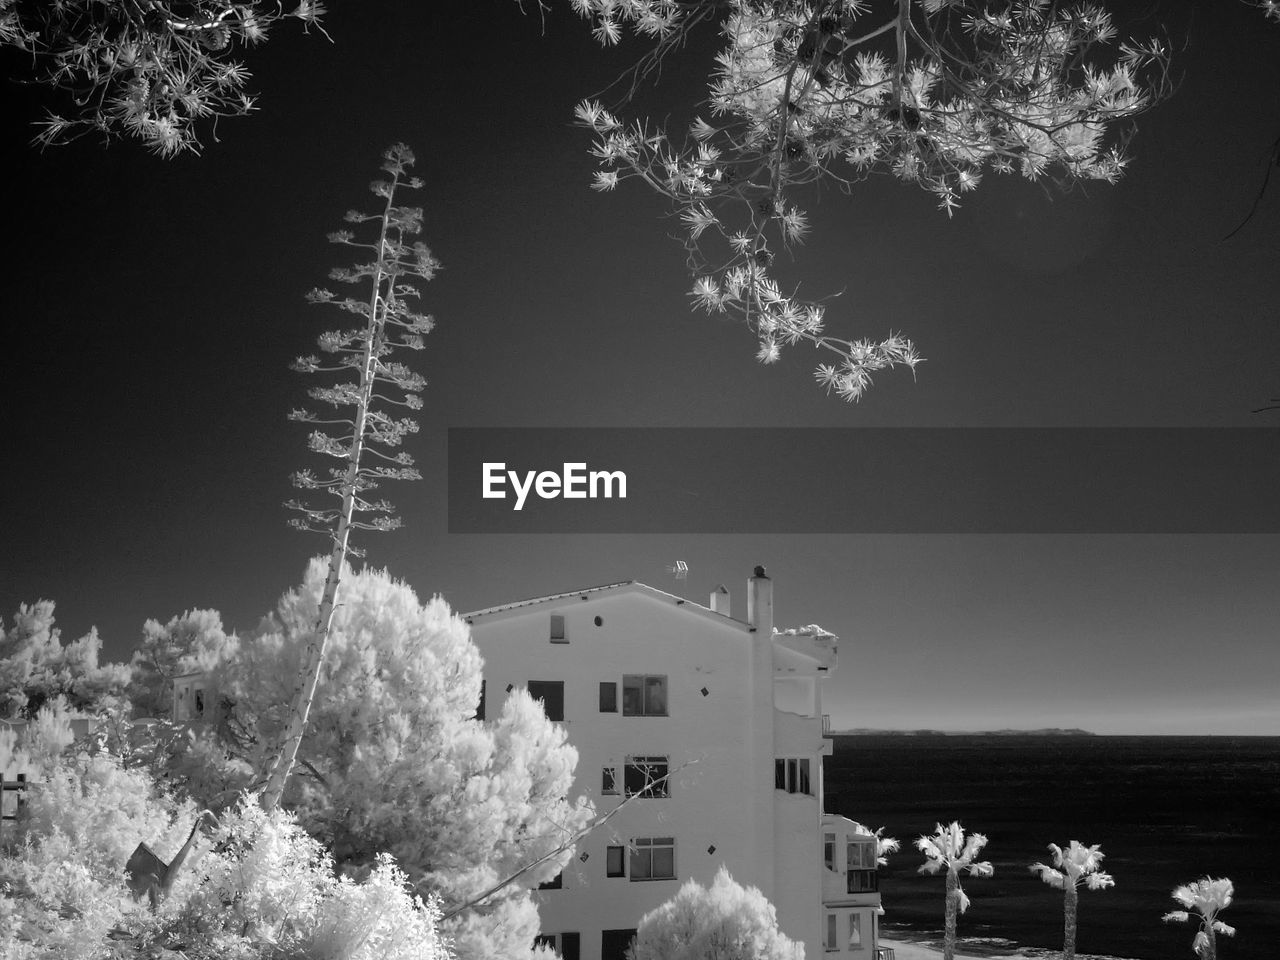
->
[[1, 1, 1277, 734]]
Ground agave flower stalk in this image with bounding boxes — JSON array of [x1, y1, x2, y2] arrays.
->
[[1030, 841, 1115, 960], [260, 143, 438, 811], [1161, 877, 1237, 960], [916, 821, 994, 960]]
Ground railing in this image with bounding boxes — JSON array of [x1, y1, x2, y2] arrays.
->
[[822, 714, 831, 735], [846, 868, 879, 894], [876, 948, 895, 960]]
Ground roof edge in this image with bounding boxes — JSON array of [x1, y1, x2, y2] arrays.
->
[[463, 580, 747, 631]]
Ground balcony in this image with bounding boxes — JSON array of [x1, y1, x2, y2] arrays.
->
[[847, 869, 878, 894], [822, 713, 832, 736]]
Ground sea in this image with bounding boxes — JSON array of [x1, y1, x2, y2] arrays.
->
[[822, 735, 1279, 960]]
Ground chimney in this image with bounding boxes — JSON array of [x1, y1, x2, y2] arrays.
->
[[745, 563, 776, 902], [747, 565, 773, 633], [710, 584, 730, 616]]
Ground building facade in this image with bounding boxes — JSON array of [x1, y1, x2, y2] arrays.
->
[[464, 567, 886, 960], [172, 671, 211, 723]]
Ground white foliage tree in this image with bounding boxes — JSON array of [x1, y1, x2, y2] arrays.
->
[[1162, 877, 1237, 960], [218, 560, 594, 960], [5, 705, 200, 879], [130, 608, 239, 720], [568, 0, 1168, 399], [171, 794, 450, 960], [0, 698, 77, 781], [0, 601, 133, 721], [0, 0, 326, 155], [631, 865, 805, 960], [1029, 840, 1114, 960], [0, 702, 198, 958], [124, 609, 249, 804], [0, 612, 452, 960], [1, 724, 448, 960], [915, 820, 994, 960], [1254, 1, 1280, 25]]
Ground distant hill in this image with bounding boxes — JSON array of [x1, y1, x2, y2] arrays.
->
[[833, 727, 1098, 737]]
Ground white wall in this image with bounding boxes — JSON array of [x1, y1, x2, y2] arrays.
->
[[468, 583, 829, 960], [820, 815, 884, 958], [172, 674, 210, 722], [471, 588, 757, 959]]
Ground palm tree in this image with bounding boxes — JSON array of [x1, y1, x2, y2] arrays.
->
[[1162, 877, 1237, 959], [1030, 841, 1115, 960], [915, 822, 994, 960]]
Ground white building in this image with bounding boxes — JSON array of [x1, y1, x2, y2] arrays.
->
[[464, 566, 888, 960]]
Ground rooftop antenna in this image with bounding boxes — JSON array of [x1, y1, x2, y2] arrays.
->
[[666, 560, 689, 587]]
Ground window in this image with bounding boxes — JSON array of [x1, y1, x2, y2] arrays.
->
[[630, 837, 675, 880], [847, 840, 875, 869], [602, 767, 618, 795], [534, 933, 580, 960], [599, 681, 617, 713], [475, 679, 486, 721], [550, 614, 566, 642], [193, 689, 205, 715], [848, 914, 862, 948], [526, 681, 564, 721], [538, 871, 562, 890], [622, 675, 667, 716], [847, 838, 879, 893], [825, 913, 839, 952], [606, 845, 625, 877], [774, 757, 812, 795], [624, 756, 669, 798], [601, 929, 637, 960], [824, 832, 836, 871], [847, 861, 878, 894]]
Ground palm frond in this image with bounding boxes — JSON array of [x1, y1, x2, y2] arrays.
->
[[959, 831, 989, 864], [1039, 840, 1113, 890], [1084, 871, 1116, 891], [1030, 863, 1067, 889]]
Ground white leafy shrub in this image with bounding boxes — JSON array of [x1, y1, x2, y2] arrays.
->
[[174, 793, 449, 960], [1, 703, 448, 960], [306, 853, 449, 960], [0, 830, 145, 960], [1, 704, 195, 957], [20, 750, 200, 874], [632, 866, 804, 960]]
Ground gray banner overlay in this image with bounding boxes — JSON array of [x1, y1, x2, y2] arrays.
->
[[447, 428, 1279, 533]]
